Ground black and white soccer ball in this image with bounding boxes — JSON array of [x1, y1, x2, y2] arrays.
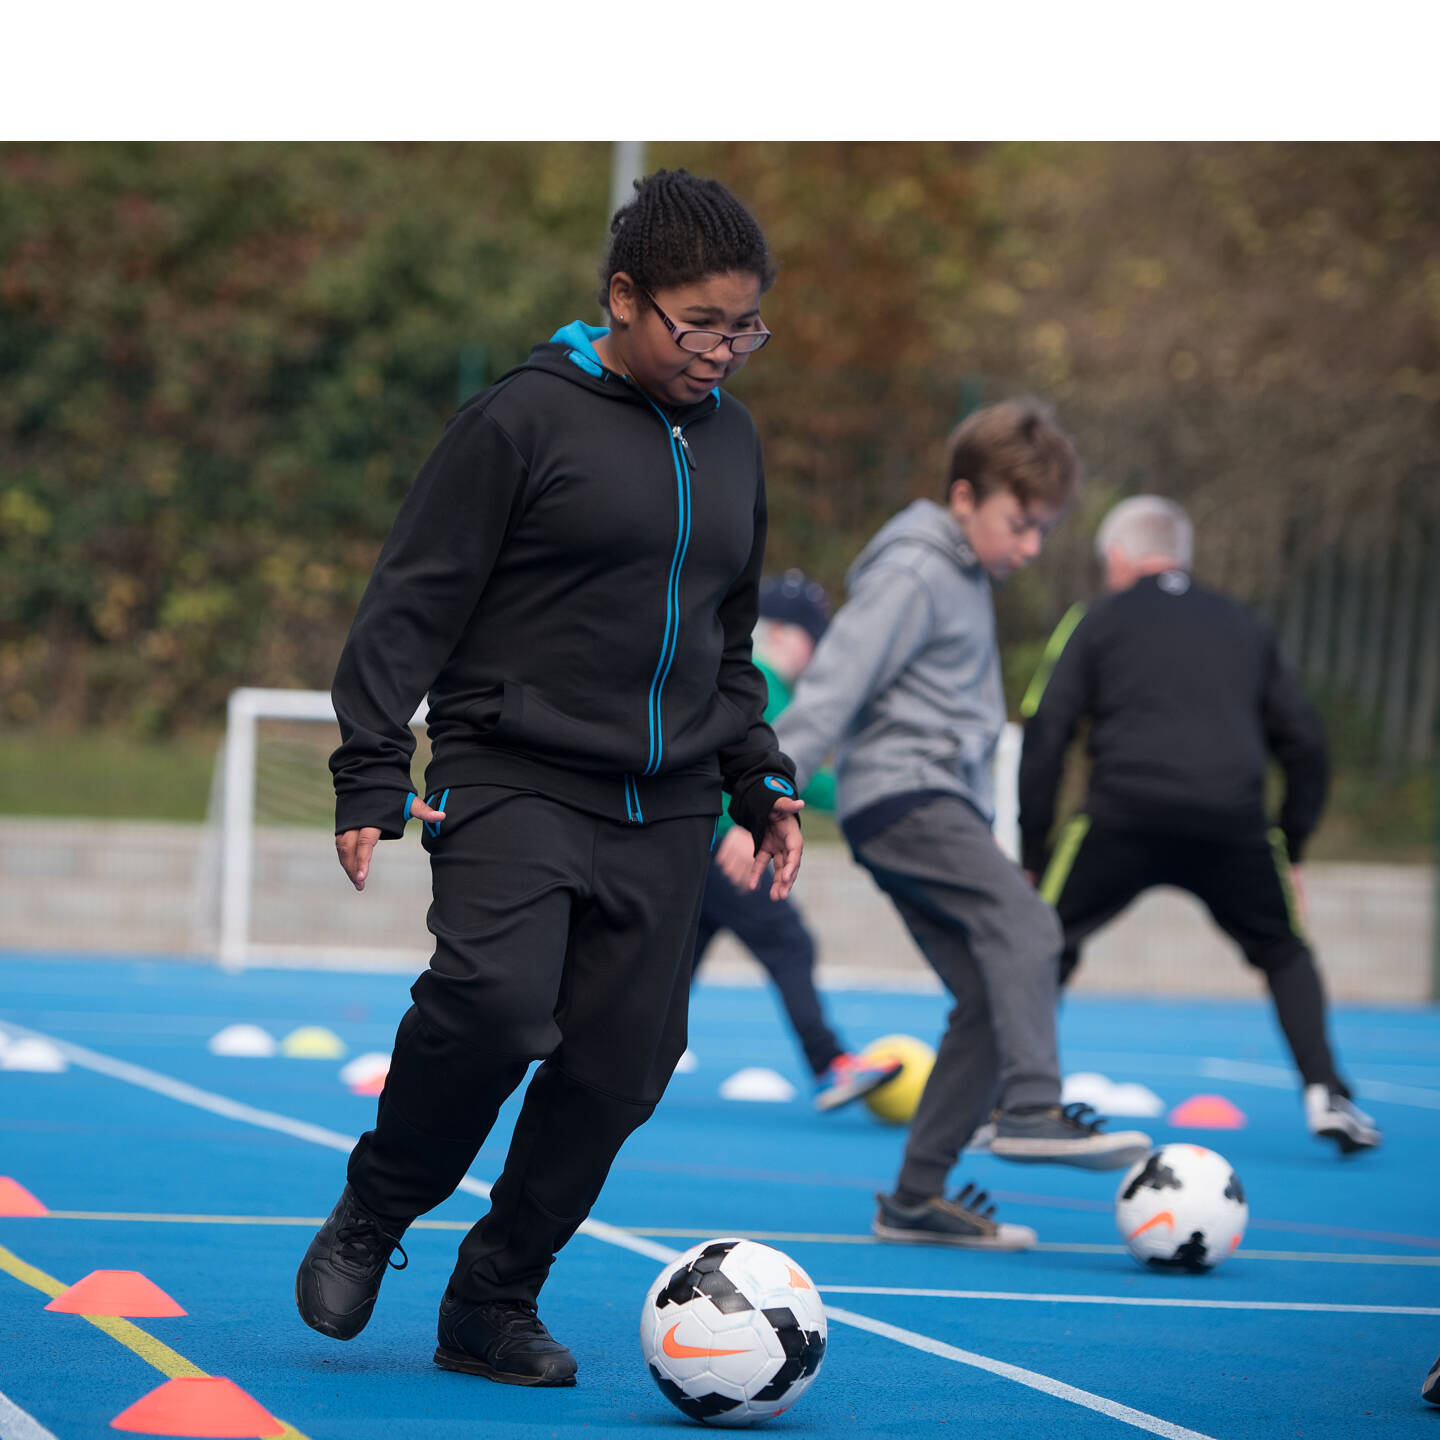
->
[[640, 1238, 827, 1427], [1114, 1143, 1248, 1272]]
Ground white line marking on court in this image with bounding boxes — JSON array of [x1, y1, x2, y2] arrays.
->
[[0, 1022, 1246, 1440], [825, 1307, 1221, 1440], [0, 1023, 684, 1271], [0, 1388, 61, 1440], [1201, 1057, 1440, 1109], [820, 1285, 1440, 1317]]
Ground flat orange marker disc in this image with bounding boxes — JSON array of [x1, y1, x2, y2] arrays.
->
[[0, 1177, 47, 1216], [110, 1377, 284, 1437], [1167, 1094, 1246, 1129], [47, 1270, 186, 1317]]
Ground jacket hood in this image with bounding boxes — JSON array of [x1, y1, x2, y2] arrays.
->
[[846, 498, 979, 589], [516, 320, 722, 420]]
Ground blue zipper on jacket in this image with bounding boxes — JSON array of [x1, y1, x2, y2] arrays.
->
[[636, 392, 710, 778], [624, 773, 644, 822]]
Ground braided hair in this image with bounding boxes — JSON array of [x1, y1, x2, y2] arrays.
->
[[598, 169, 776, 312]]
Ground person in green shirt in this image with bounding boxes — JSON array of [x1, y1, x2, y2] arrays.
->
[[692, 571, 901, 1110]]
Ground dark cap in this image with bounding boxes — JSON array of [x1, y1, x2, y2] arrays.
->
[[758, 569, 830, 644]]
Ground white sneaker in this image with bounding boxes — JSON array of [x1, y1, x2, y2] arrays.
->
[[1304, 1084, 1381, 1154]]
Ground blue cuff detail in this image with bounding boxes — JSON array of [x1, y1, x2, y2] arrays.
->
[[424, 788, 450, 838], [762, 776, 796, 796], [403, 791, 416, 823]]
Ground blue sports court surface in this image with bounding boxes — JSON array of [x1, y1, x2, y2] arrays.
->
[[1, 951, 1437, 1438]]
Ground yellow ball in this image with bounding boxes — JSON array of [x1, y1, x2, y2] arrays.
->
[[859, 1033, 936, 1125]]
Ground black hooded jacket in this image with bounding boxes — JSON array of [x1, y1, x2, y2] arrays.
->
[[329, 321, 796, 842]]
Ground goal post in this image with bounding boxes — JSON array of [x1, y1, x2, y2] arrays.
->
[[992, 720, 1023, 863]]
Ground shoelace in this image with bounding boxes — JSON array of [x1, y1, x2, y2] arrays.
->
[[1059, 1101, 1107, 1135], [334, 1215, 409, 1271], [489, 1300, 548, 1337], [949, 1182, 998, 1221]]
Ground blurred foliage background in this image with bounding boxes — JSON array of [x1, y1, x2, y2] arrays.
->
[[1, 141, 1435, 855]]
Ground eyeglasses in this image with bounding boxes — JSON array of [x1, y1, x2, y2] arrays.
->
[[643, 290, 771, 355]]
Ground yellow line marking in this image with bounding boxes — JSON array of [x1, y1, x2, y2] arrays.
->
[[0, 1241, 311, 1439], [27, 1211, 1440, 1266]]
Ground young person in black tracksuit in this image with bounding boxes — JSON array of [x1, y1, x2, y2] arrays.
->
[[295, 171, 804, 1387], [1018, 495, 1380, 1155]]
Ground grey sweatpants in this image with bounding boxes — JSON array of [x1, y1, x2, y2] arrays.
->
[[851, 795, 1064, 1199]]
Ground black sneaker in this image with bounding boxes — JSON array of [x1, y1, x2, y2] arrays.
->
[[295, 1185, 408, 1340], [1304, 1084, 1381, 1154], [990, 1103, 1151, 1171], [872, 1184, 1037, 1250], [434, 1289, 578, 1387], [1423, 1353, 1440, 1405]]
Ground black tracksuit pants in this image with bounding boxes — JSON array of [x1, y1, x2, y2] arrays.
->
[[1044, 819, 1348, 1095], [692, 857, 843, 1078], [346, 785, 713, 1305]]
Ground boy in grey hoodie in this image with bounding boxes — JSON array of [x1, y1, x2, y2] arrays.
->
[[775, 400, 1151, 1250]]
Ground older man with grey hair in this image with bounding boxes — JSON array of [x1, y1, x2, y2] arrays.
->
[[1018, 495, 1380, 1156]]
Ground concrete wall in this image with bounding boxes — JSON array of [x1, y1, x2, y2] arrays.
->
[[0, 817, 1433, 1002]]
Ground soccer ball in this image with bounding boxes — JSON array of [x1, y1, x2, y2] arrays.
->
[[641, 1238, 827, 1427], [1114, 1144, 1248, 1272]]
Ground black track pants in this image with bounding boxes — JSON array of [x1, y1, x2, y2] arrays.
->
[[1042, 819, 1348, 1094], [692, 858, 843, 1077], [345, 785, 714, 1304]]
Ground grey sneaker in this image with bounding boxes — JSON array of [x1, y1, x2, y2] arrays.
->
[[872, 1184, 1037, 1250], [1304, 1084, 1381, 1154], [990, 1104, 1151, 1171], [1422, 1353, 1440, 1405]]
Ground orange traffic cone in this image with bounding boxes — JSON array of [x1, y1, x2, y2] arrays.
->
[[110, 1377, 283, 1437], [47, 1271, 185, 1317]]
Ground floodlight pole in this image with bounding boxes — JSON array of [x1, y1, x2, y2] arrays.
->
[[609, 142, 646, 225]]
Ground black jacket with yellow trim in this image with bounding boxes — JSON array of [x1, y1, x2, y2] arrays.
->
[[1018, 572, 1328, 875]]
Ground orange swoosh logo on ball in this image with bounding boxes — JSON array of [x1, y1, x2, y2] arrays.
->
[[786, 1266, 813, 1290], [1127, 1210, 1175, 1240], [662, 1322, 750, 1359]]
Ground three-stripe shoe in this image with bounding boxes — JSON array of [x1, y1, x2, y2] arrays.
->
[[989, 1103, 1151, 1170], [872, 1184, 1037, 1250], [813, 1051, 904, 1112], [295, 1185, 408, 1340], [1304, 1084, 1381, 1154], [434, 1289, 578, 1386]]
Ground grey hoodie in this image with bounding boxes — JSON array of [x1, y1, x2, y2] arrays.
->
[[776, 498, 1005, 833]]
